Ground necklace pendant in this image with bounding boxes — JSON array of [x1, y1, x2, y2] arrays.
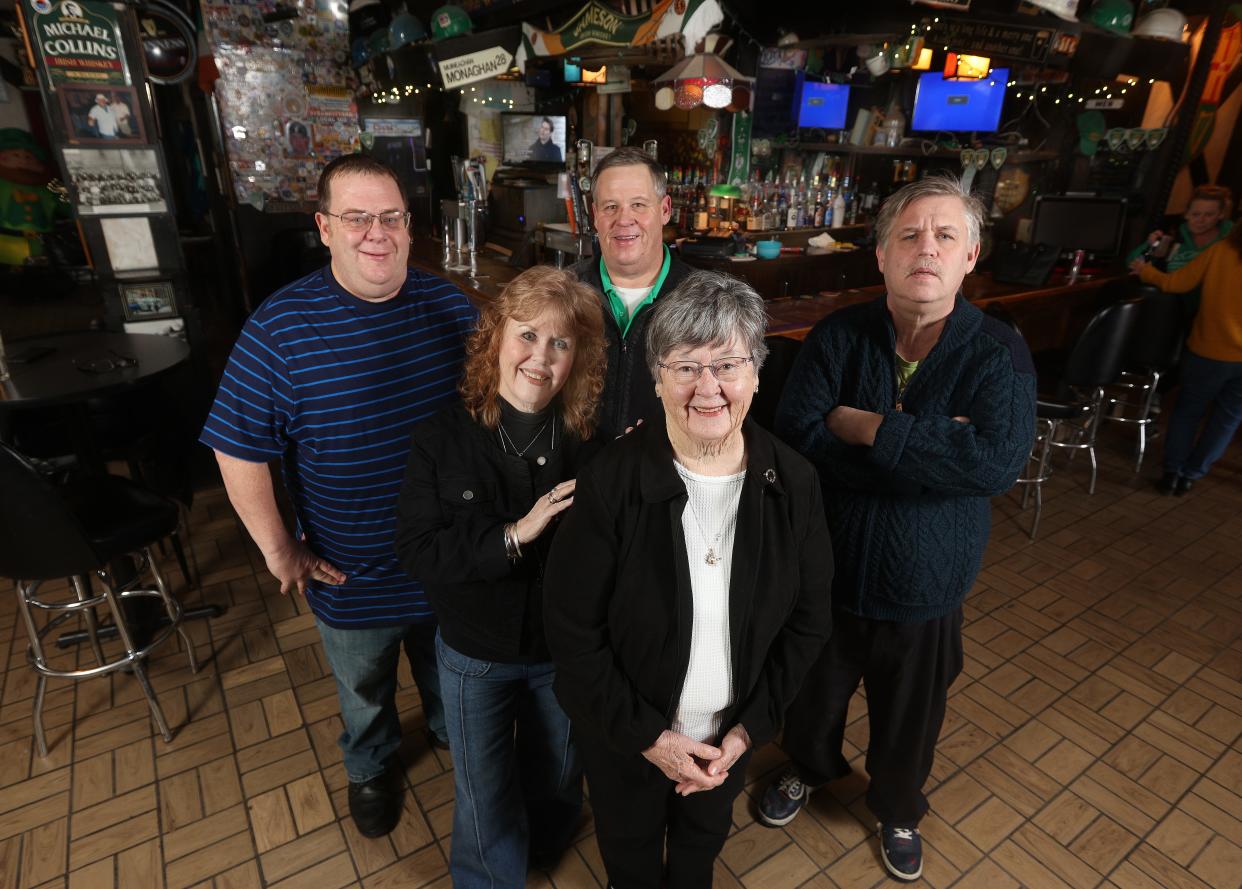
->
[[536, 455, 547, 466], [705, 547, 720, 566], [895, 402, 903, 412]]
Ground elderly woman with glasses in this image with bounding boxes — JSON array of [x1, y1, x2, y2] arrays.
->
[[395, 265, 606, 886], [544, 270, 834, 888]]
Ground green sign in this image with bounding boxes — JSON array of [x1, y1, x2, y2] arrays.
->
[[24, 0, 129, 87], [729, 112, 751, 185]]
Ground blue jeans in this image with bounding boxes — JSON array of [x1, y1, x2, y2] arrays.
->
[[437, 633, 582, 888], [316, 618, 446, 783], [1163, 351, 1242, 480]]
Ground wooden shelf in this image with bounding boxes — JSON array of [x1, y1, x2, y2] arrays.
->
[[789, 143, 1060, 163]]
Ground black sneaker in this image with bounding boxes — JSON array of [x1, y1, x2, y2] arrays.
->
[[878, 822, 923, 881], [348, 768, 405, 838], [1157, 472, 1180, 496], [1175, 476, 1195, 496], [757, 768, 814, 827]]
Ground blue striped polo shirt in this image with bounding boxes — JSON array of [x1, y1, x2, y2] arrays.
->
[[200, 265, 477, 628]]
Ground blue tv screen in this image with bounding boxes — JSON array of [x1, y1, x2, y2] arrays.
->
[[798, 82, 850, 129], [911, 68, 1009, 133]]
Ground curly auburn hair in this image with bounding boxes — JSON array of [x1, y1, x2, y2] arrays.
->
[[460, 265, 607, 439]]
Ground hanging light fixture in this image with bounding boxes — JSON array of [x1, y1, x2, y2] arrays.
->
[[944, 52, 991, 80], [653, 34, 753, 111]]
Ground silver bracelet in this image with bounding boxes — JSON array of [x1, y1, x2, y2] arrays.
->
[[504, 523, 522, 561]]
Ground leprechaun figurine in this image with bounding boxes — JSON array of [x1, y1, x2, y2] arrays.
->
[[0, 128, 69, 266]]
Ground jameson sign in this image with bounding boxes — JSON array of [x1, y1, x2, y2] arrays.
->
[[517, 0, 722, 71], [23, 0, 129, 86], [439, 46, 513, 89]]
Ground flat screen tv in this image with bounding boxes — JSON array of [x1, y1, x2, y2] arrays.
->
[[798, 82, 850, 130], [911, 68, 1009, 133], [502, 114, 567, 166], [1031, 195, 1128, 257]]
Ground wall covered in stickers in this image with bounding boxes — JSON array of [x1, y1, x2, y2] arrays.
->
[[202, 0, 358, 209]]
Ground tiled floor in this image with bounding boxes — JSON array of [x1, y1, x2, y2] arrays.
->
[[2, 424, 1240, 889]]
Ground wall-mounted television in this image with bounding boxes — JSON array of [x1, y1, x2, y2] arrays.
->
[[798, 82, 850, 130], [502, 114, 567, 166], [911, 68, 1009, 133]]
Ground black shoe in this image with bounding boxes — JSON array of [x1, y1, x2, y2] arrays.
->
[[1175, 476, 1195, 496], [348, 768, 405, 838], [1157, 472, 1180, 496]]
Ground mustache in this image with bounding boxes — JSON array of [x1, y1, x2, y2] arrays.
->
[[907, 263, 942, 277]]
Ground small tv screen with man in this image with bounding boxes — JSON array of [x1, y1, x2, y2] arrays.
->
[[502, 114, 567, 166]]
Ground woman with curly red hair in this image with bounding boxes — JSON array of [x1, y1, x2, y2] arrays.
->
[[395, 265, 606, 885]]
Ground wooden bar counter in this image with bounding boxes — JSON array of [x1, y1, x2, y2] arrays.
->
[[408, 236, 1132, 355], [766, 269, 1133, 353]]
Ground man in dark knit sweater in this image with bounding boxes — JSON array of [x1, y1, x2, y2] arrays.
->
[[758, 175, 1036, 882]]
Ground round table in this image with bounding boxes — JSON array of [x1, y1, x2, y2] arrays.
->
[[1, 331, 190, 408], [0, 331, 191, 472]]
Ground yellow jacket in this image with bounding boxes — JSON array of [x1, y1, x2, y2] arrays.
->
[[1138, 240, 1242, 362]]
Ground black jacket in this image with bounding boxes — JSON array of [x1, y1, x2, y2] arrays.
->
[[394, 403, 597, 662], [572, 252, 696, 440], [775, 294, 1036, 622], [543, 416, 834, 756]]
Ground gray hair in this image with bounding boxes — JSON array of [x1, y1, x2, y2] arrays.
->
[[590, 146, 667, 203], [875, 174, 984, 247], [646, 270, 769, 379]]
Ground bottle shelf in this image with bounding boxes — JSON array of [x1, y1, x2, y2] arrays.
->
[[790, 143, 1060, 163]]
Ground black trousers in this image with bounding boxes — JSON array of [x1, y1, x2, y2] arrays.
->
[[781, 608, 964, 825], [581, 740, 751, 889]]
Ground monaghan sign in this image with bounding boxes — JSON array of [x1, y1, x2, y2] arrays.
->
[[23, 0, 129, 87], [439, 46, 514, 89]]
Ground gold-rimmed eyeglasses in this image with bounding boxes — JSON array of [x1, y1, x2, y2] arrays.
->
[[657, 357, 753, 385], [324, 210, 411, 231]]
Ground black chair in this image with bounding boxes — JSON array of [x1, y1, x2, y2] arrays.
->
[[1037, 299, 1142, 495], [0, 442, 202, 755], [1103, 285, 1185, 472], [752, 336, 803, 432]]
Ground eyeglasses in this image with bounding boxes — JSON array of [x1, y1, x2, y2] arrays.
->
[[75, 351, 138, 374], [324, 210, 411, 231], [658, 356, 753, 385]]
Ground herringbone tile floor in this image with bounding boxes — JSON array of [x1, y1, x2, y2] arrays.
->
[[2, 425, 1239, 889]]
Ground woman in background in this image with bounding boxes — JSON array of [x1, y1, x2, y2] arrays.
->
[[1131, 223, 1242, 495]]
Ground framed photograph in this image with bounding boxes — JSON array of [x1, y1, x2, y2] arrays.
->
[[119, 280, 177, 321], [58, 86, 146, 145], [60, 147, 168, 216]]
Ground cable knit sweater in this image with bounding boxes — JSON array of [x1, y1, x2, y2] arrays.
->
[[776, 294, 1036, 622]]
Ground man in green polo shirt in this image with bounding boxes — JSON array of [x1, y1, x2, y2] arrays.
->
[[573, 147, 693, 439]]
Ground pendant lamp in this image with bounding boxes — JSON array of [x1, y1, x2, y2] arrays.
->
[[654, 34, 753, 111]]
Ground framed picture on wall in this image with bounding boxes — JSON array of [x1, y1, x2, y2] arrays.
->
[[60, 147, 168, 216], [58, 85, 146, 145], [119, 280, 177, 321]]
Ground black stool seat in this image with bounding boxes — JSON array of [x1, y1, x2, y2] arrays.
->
[[60, 474, 180, 560]]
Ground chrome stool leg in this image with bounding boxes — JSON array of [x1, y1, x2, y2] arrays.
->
[[102, 586, 173, 743], [71, 574, 108, 668], [146, 547, 199, 674]]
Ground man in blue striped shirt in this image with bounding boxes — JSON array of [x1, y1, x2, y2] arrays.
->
[[201, 155, 477, 839]]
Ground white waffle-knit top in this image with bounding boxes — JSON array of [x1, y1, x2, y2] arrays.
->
[[671, 461, 746, 743]]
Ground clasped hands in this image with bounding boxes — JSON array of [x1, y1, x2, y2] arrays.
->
[[642, 725, 751, 796]]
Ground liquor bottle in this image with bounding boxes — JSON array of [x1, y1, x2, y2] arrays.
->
[[831, 191, 846, 228], [813, 191, 826, 228], [841, 176, 855, 224], [776, 187, 788, 230], [786, 190, 800, 230]]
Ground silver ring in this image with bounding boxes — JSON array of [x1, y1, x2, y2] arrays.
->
[[548, 489, 558, 504]]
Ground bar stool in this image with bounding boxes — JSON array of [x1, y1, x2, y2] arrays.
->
[[1036, 299, 1141, 494], [0, 442, 201, 756], [1103, 285, 1185, 472]]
